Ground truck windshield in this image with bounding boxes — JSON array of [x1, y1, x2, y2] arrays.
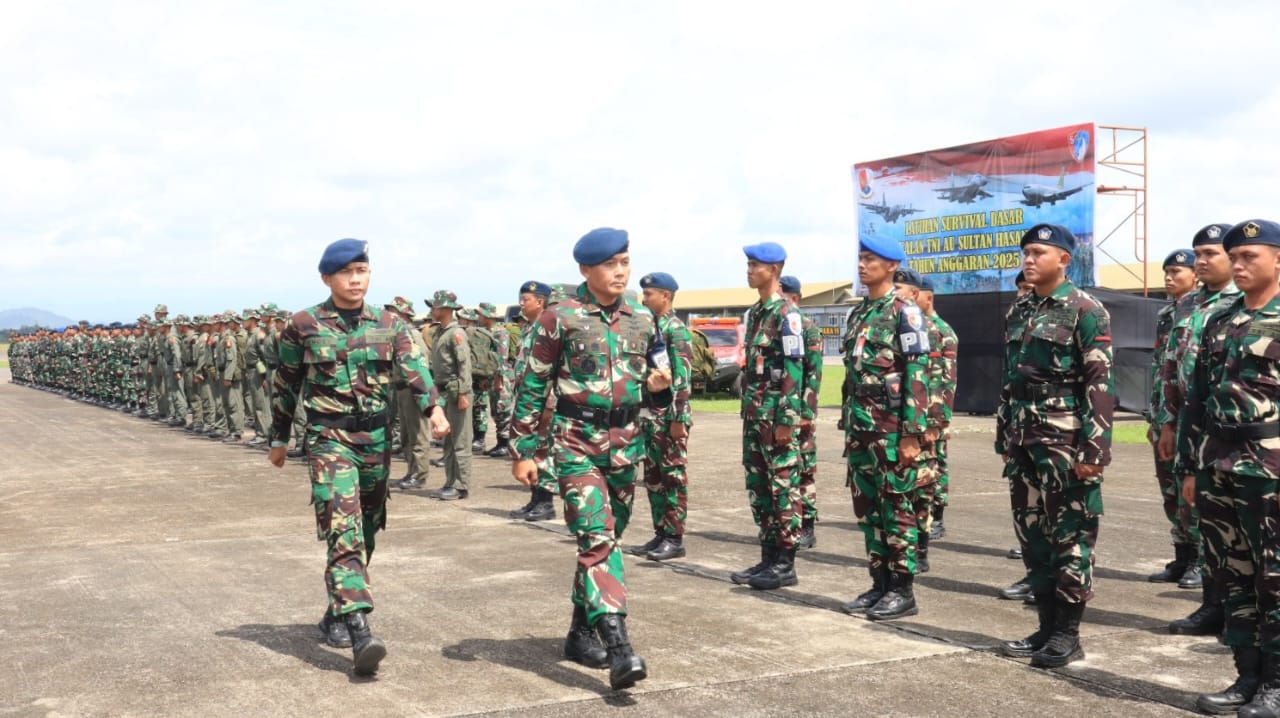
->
[[700, 328, 738, 347]]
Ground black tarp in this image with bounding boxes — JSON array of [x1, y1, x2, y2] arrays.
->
[[934, 288, 1163, 414]]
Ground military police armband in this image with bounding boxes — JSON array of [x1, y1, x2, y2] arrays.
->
[[897, 306, 930, 355], [781, 311, 804, 358]]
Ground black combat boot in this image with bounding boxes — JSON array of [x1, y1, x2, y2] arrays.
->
[[795, 518, 817, 550], [1169, 583, 1225, 635], [485, 438, 510, 458], [1198, 645, 1263, 714], [1000, 591, 1056, 657], [731, 544, 778, 585], [563, 604, 609, 669], [917, 533, 931, 574], [524, 489, 556, 521], [1149, 543, 1192, 582], [999, 581, 1034, 601], [929, 506, 946, 540], [1178, 545, 1204, 589], [647, 535, 685, 561], [395, 474, 425, 490], [843, 565, 889, 614], [508, 487, 538, 519], [471, 432, 486, 453], [1241, 654, 1280, 718], [1030, 599, 1085, 668], [627, 532, 665, 557], [318, 611, 352, 648], [595, 614, 647, 690], [748, 547, 798, 590], [867, 571, 919, 621], [344, 610, 386, 676]]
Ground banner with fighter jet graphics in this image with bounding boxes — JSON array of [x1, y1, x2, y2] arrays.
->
[[852, 122, 1096, 295]]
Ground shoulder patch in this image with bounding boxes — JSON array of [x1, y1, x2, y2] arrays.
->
[[897, 305, 930, 355]]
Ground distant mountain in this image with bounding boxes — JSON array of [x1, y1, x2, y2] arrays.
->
[[0, 307, 76, 330]]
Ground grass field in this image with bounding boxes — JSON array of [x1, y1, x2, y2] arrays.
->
[[690, 365, 845, 414], [0, 342, 8, 369]]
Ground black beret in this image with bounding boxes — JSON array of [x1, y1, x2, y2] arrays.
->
[[1223, 219, 1280, 251], [1162, 249, 1194, 269], [1020, 223, 1075, 254], [639, 272, 679, 292], [1192, 223, 1232, 247], [892, 268, 924, 288]]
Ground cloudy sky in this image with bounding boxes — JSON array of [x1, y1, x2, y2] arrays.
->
[[4, 1, 1279, 322]]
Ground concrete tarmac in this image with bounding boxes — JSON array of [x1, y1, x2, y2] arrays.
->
[[1, 371, 1231, 717]]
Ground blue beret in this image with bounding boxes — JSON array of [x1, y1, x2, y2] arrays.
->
[[574, 227, 630, 266], [1192, 223, 1232, 246], [743, 242, 787, 263], [520, 280, 551, 297], [859, 234, 906, 261], [893, 267, 923, 288], [1223, 219, 1280, 251], [918, 276, 935, 292], [779, 275, 801, 294], [1162, 249, 1194, 269], [318, 238, 369, 275], [1020, 223, 1075, 254], [639, 272, 679, 292]]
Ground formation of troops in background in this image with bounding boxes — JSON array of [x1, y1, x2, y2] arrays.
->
[[10, 219, 1280, 713]]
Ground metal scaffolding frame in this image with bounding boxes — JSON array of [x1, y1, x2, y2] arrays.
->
[[1094, 125, 1150, 295]]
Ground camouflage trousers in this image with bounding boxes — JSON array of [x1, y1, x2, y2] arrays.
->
[[494, 364, 515, 440], [798, 421, 818, 522], [641, 417, 689, 538], [471, 379, 492, 437], [557, 451, 637, 626], [931, 439, 950, 509], [742, 420, 803, 550], [1006, 443, 1102, 603], [848, 450, 923, 576], [306, 429, 391, 617], [1149, 435, 1199, 548], [1198, 469, 1280, 651]]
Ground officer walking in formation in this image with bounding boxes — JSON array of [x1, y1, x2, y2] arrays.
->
[[1180, 219, 1280, 717], [628, 271, 694, 562], [509, 227, 672, 691], [839, 243, 929, 621], [427, 290, 473, 501], [996, 224, 1115, 668], [267, 238, 449, 677], [505, 281, 558, 522], [731, 242, 806, 591]]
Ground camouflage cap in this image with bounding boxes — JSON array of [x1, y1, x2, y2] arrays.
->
[[260, 302, 278, 312], [173, 314, 191, 325], [476, 302, 500, 319], [458, 308, 478, 322], [242, 308, 258, 319], [384, 296, 415, 316], [137, 314, 152, 324], [276, 309, 290, 320], [224, 311, 242, 324], [427, 290, 461, 310], [154, 303, 169, 315], [548, 284, 571, 305]]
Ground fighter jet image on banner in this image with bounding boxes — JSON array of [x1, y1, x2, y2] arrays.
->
[[933, 173, 993, 204], [860, 193, 923, 223], [1020, 166, 1090, 208]]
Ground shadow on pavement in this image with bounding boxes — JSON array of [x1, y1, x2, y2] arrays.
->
[[440, 637, 638, 705], [216, 623, 364, 679]]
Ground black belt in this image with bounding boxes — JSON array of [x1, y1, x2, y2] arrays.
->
[[555, 398, 639, 428], [1208, 421, 1280, 442], [850, 384, 887, 399], [1011, 383, 1076, 401], [310, 411, 391, 432]]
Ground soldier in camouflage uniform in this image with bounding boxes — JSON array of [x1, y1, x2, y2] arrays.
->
[[149, 304, 170, 420], [162, 317, 189, 426], [385, 297, 434, 490], [916, 277, 958, 545], [1176, 220, 1280, 716], [426, 290, 473, 501], [510, 228, 672, 691], [779, 275, 823, 551], [476, 303, 510, 455], [175, 316, 202, 427], [838, 244, 929, 621], [461, 307, 497, 453], [627, 272, 693, 562], [1144, 248, 1198, 585], [996, 224, 1114, 669], [504, 281, 558, 521], [729, 242, 807, 592], [268, 239, 448, 676], [214, 313, 246, 441]]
